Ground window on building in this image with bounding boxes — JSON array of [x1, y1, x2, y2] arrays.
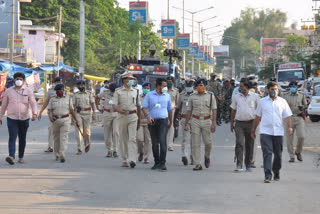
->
[[29, 30, 37, 35]]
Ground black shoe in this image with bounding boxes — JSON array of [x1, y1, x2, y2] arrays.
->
[[158, 164, 167, 171], [60, 158, 65, 163], [151, 163, 159, 170], [182, 156, 188, 166], [129, 161, 136, 168], [264, 177, 272, 183], [273, 172, 280, 181]]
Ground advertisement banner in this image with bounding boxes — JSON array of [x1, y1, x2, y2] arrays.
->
[[188, 43, 198, 56], [161, 19, 176, 38], [195, 51, 204, 59], [129, 1, 148, 25], [213, 45, 229, 57], [8, 33, 24, 49], [261, 38, 285, 61], [177, 34, 190, 49], [0, 74, 7, 101]]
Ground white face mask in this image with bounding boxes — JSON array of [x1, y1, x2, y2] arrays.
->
[[185, 87, 193, 93], [15, 80, 23, 87], [162, 86, 168, 94]]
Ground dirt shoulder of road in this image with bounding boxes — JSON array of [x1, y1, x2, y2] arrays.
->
[[304, 119, 320, 159]]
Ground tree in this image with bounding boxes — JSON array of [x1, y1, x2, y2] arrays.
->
[[21, 0, 164, 77]]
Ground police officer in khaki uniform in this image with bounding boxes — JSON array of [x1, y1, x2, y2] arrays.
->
[[48, 84, 79, 162], [166, 76, 180, 151], [38, 77, 63, 153], [142, 44, 160, 60], [136, 82, 152, 164], [112, 72, 141, 168], [282, 81, 307, 162], [73, 80, 96, 155], [184, 79, 217, 171], [174, 79, 194, 165], [96, 83, 119, 158]]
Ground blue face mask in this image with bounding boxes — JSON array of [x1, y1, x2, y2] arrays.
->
[[127, 80, 136, 87], [238, 87, 246, 94], [290, 87, 297, 93]]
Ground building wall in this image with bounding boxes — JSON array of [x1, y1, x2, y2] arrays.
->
[[21, 29, 46, 63]]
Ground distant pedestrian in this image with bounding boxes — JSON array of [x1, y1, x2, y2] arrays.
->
[[142, 78, 173, 171], [48, 84, 79, 163], [0, 72, 38, 165], [184, 79, 217, 171], [100, 80, 109, 94], [251, 81, 293, 183], [230, 78, 260, 172], [282, 81, 307, 162]]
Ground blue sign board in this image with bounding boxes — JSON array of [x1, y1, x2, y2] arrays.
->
[[161, 25, 176, 38], [129, 9, 147, 24], [188, 46, 198, 56], [177, 34, 190, 49], [195, 51, 204, 59]]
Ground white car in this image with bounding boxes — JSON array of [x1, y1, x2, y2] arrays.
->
[[308, 85, 320, 122]]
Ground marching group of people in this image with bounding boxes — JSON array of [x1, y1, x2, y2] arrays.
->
[[0, 71, 309, 183]]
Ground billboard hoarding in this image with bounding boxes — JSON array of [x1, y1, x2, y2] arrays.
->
[[161, 19, 176, 38], [188, 43, 198, 56], [261, 38, 285, 61], [7, 34, 24, 49], [129, 1, 148, 25], [213, 45, 229, 57], [177, 34, 190, 49]]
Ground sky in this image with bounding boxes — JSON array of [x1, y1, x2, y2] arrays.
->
[[117, 0, 315, 45]]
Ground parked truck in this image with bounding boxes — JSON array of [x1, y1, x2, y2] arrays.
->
[[274, 62, 306, 92]]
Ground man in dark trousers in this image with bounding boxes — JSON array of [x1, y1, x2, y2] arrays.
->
[[142, 78, 173, 171]]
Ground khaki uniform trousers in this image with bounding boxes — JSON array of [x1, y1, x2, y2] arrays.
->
[[285, 116, 305, 159], [167, 109, 175, 148], [191, 118, 212, 165], [180, 118, 191, 158], [103, 113, 119, 152], [52, 117, 70, 159], [75, 113, 92, 150], [118, 114, 138, 163], [48, 121, 54, 148], [136, 124, 151, 159]]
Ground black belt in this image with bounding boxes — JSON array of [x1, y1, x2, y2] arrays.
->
[[236, 120, 253, 123]]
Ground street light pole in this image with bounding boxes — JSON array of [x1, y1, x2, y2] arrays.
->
[[57, 7, 62, 68], [79, 0, 85, 80], [10, 0, 15, 64], [182, 0, 185, 78], [167, 0, 170, 49]]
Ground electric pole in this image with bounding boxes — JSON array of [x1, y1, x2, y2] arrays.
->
[[79, 0, 85, 80], [10, 0, 15, 64], [57, 7, 62, 68]]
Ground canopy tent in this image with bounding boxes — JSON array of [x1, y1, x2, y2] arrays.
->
[[84, 74, 109, 82]]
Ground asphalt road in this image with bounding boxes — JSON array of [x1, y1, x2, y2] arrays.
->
[[0, 116, 319, 214]]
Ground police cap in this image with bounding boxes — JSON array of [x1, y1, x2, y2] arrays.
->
[[142, 82, 152, 88], [54, 83, 64, 91], [289, 81, 297, 86], [54, 77, 62, 83], [76, 80, 85, 85], [195, 78, 207, 86]]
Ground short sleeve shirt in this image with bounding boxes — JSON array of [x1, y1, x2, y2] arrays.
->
[[187, 91, 217, 116], [48, 95, 74, 116], [72, 91, 94, 111], [177, 92, 192, 115], [112, 87, 141, 111]]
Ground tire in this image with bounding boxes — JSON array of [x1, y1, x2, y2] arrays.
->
[[309, 115, 320, 122]]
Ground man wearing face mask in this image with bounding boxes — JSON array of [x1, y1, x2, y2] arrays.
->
[[48, 84, 79, 163], [100, 80, 109, 94], [72, 80, 96, 155], [166, 76, 179, 151], [112, 72, 141, 168], [142, 44, 160, 60], [0, 72, 38, 165], [38, 77, 63, 153], [282, 81, 307, 162], [96, 83, 119, 158], [142, 78, 173, 171], [174, 79, 195, 165], [230, 78, 260, 172], [136, 82, 152, 164], [184, 79, 217, 171], [251, 81, 293, 183]]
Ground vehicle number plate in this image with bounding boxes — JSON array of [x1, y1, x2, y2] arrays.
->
[[316, 99, 320, 103]]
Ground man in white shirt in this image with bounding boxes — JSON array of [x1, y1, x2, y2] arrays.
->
[[230, 78, 260, 172], [251, 81, 293, 183]]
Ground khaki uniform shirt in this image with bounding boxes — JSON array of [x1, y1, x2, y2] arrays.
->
[[187, 91, 217, 116], [168, 87, 179, 109], [282, 92, 306, 115], [48, 94, 74, 116], [46, 88, 56, 101], [140, 95, 148, 126], [177, 92, 192, 115], [72, 91, 94, 114], [142, 54, 160, 60], [98, 89, 117, 117], [112, 86, 141, 111]]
